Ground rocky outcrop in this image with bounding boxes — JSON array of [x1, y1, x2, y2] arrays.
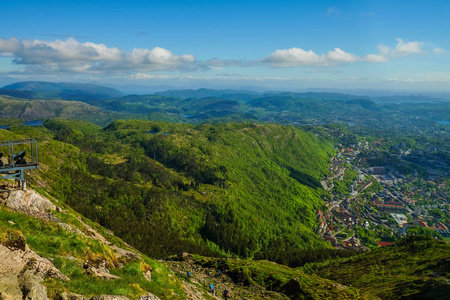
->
[[0, 274, 22, 300], [0, 189, 159, 299], [83, 259, 120, 280], [18, 268, 48, 300], [0, 190, 59, 222], [110, 245, 140, 263], [0, 244, 68, 281], [0, 244, 69, 300]]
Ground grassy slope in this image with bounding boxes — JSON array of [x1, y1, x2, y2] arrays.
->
[[179, 254, 376, 299], [305, 236, 450, 299], [0, 195, 184, 299]]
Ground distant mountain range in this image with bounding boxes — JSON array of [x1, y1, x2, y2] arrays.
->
[[0, 81, 123, 102], [0, 81, 449, 129]]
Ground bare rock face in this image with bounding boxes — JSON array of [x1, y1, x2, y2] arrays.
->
[[0, 274, 22, 300], [0, 244, 68, 281], [0, 190, 59, 222], [0, 243, 68, 299], [18, 268, 48, 300]]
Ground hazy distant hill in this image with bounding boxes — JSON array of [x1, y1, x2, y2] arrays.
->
[[0, 96, 137, 126], [263, 91, 370, 102], [155, 88, 260, 100], [374, 94, 447, 103], [1, 81, 123, 101]]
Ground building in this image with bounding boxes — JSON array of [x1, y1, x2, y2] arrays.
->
[[390, 213, 408, 227]]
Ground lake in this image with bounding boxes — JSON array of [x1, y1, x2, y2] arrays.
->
[[23, 120, 44, 126]]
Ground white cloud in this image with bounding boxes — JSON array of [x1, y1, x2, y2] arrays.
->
[[377, 45, 391, 56], [433, 48, 445, 54], [324, 48, 359, 62], [263, 39, 425, 68], [263, 48, 321, 67], [394, 38, 423, 56], [365, 54, 388, 63], [376, 38, 424, 59], [264, 47, 381, 67], [0, 37, 196, 73], [0, 37, 20, 56]]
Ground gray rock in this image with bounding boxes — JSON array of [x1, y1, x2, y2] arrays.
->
[[143, 270, 151, 281], [90, 296, 130, 300], [0, 274, 22, 300], [18, 269, 48, 300], [139, 294, 161, 300], [83, 259, 120, 280], [2, 190, 56, 213], [110, 245, 139, 263], [59, 292, 89, 300], [0, 244, 68, 281]]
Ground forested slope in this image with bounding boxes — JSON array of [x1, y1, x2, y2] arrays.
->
[[1, 119, 334, 263]]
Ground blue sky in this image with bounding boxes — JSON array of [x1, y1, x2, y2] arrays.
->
[[1, 0, 449, 92]]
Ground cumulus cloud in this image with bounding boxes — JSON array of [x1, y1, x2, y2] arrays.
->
[[0, 36, 434, 77], [376, 38, 424, 58], [264, 38, 427, 68], [264, 47, 363, 67], [0, 37, 197, 73], [263, 48, 321, 67], [324, 48, 359, 62], [393, 38, 423, 55], [0, 37, 21, 55]]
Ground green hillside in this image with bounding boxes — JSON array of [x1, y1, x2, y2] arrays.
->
[[2, 121, 450, 299], [0, 190, 184, 299], [0, 96, 148, 126], [305, 236, 450, 299], [2, 119, 334, 263], [0, 187, 372, 299]]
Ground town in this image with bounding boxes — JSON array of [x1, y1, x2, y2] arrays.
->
[[317, 138, 450, 250]]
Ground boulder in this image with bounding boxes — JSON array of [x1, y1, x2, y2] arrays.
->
[[1, 190, 56, 213]]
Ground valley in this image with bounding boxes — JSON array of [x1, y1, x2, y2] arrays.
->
[[0, 82, 449, 299]]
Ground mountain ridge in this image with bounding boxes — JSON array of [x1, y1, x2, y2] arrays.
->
[[1, 81, 123, 101]]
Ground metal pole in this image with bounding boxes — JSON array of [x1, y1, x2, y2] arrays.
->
[[35, 141, 38, 165]]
